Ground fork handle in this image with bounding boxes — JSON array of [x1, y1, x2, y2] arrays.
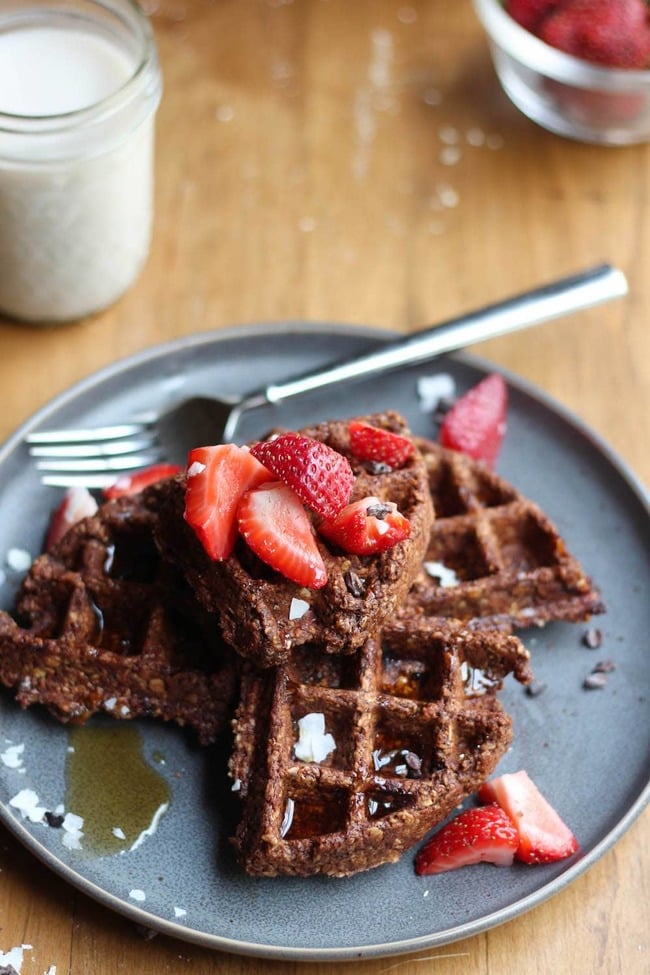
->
[[259, 263, 626, 404]]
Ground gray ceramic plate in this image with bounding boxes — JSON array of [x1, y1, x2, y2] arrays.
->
[[0, 323, 648, 962]]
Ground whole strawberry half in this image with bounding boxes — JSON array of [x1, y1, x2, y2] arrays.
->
[[539, 0, 650, 69], [348, 420, 415, 469], [183, 444, 270, 560], [506, 0, 562, 32], [45, 486, 99, 551], [479, 770, 579, 864], [414, 805, 519, 876], [103, 463, 182, 500], [237, 481, 328, 589], [318, 496, 411, 555], [250, 433, 354, 520], [438, 372, 507, 466]]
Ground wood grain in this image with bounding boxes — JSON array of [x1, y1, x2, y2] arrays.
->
[[0, 3, 647, 973]]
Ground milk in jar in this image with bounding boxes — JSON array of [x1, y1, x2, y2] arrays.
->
[[0, 1, 162, 324]]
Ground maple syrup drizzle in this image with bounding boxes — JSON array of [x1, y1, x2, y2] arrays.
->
[[66, 725, 171, 856]]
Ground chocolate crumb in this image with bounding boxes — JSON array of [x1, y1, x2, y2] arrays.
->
[[583, 672, 608, 690], [433, 396, 456, 424], [0, 966, 20, 975], [44, 810, 65, 828], [135, 924, 158, 941], [525, 680, 547, 698], [366, 502, 391, 519], [593, 659, 616, 674], [344, 569, 366, 597], [364, 460, 393, 475], [582, 627, 603, 649]]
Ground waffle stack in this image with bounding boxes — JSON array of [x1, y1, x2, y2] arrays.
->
[[0, 409, 603, 878], [0, 491, 237, 745], [230, 618, 531, 877], [153, 412, 435, 667], [403, 437, 604, 631]]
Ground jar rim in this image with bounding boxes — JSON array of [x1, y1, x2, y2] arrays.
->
[[0, 0, 160, 133]]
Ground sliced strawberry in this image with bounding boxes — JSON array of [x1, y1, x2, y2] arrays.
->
[[414, 805, 519, 876], [45, 486, 99, 551], [348, 420, 415, 469], [478, 770, 579, 864], [102, 463, 182, 500], [183, 444, 270, 560], [250, 433, 354, 519], [237, 481, 327, 589], [318, 496, 410, 555], [438, 372, 507, 466]]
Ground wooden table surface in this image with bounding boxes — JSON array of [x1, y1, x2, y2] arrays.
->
[[0, 2, 648, 973]]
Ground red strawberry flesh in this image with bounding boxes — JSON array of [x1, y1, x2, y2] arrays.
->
[[348, 420, 415, 468], [439, 372, 507, 466], [237, 481, 327, 589], [183, 444, 270, 560], [45, 486, 99, 551], [509, 0, 650, 70], [414, 805, 519, 876], [250, 433, 354, 519], [506, 0, 562, 32], [318, 495, 411, 555], [103, 463, 182, 499], [479, 770, 579, 864], [540, 0, 650, 70]]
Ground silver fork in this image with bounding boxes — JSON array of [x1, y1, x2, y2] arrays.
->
[[27, 263, 628, 488]]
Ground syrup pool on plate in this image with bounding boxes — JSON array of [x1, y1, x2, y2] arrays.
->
[[66, 725, 170, 856]]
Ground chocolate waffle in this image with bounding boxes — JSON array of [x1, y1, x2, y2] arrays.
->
[[229, 618, 531, 877], [401, 438, 604, 632], [154, 412, 435, 668], [0, 490, 237, 744]]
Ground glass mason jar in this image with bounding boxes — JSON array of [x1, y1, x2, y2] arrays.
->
[[0, 0, 162, 324]]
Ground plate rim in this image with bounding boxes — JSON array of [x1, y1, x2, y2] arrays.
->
[[0, 320, 648, 962]]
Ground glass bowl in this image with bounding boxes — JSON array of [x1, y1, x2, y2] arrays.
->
[[473, 0, 650, 145]]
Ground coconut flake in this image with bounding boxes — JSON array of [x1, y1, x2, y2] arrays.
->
[[186, 461, 206, 477], [280, 797, 295, 837], [61, 811, 84, 849], [289, 597, 310, 620], [417, 373, 456, 412], [0, 944, 32, 972], [129, 801, 169, 852], [6, 548, 32, 572], [294, 713, 336, 763], [174, 907, 187, 919], [1, 742, 25, 769], [424, 561, 459, 587], [129, 889, 146, 902], [10, 788, 47, 823]]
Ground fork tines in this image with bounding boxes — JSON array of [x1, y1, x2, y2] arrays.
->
[[27, 422, 162, 488]]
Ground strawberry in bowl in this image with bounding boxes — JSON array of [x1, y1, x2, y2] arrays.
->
[[473, 0, 650, 145]]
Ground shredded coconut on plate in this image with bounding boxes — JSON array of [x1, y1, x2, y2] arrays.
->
[[416, 373, 456, 412], [1, 742, 25, 770]]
